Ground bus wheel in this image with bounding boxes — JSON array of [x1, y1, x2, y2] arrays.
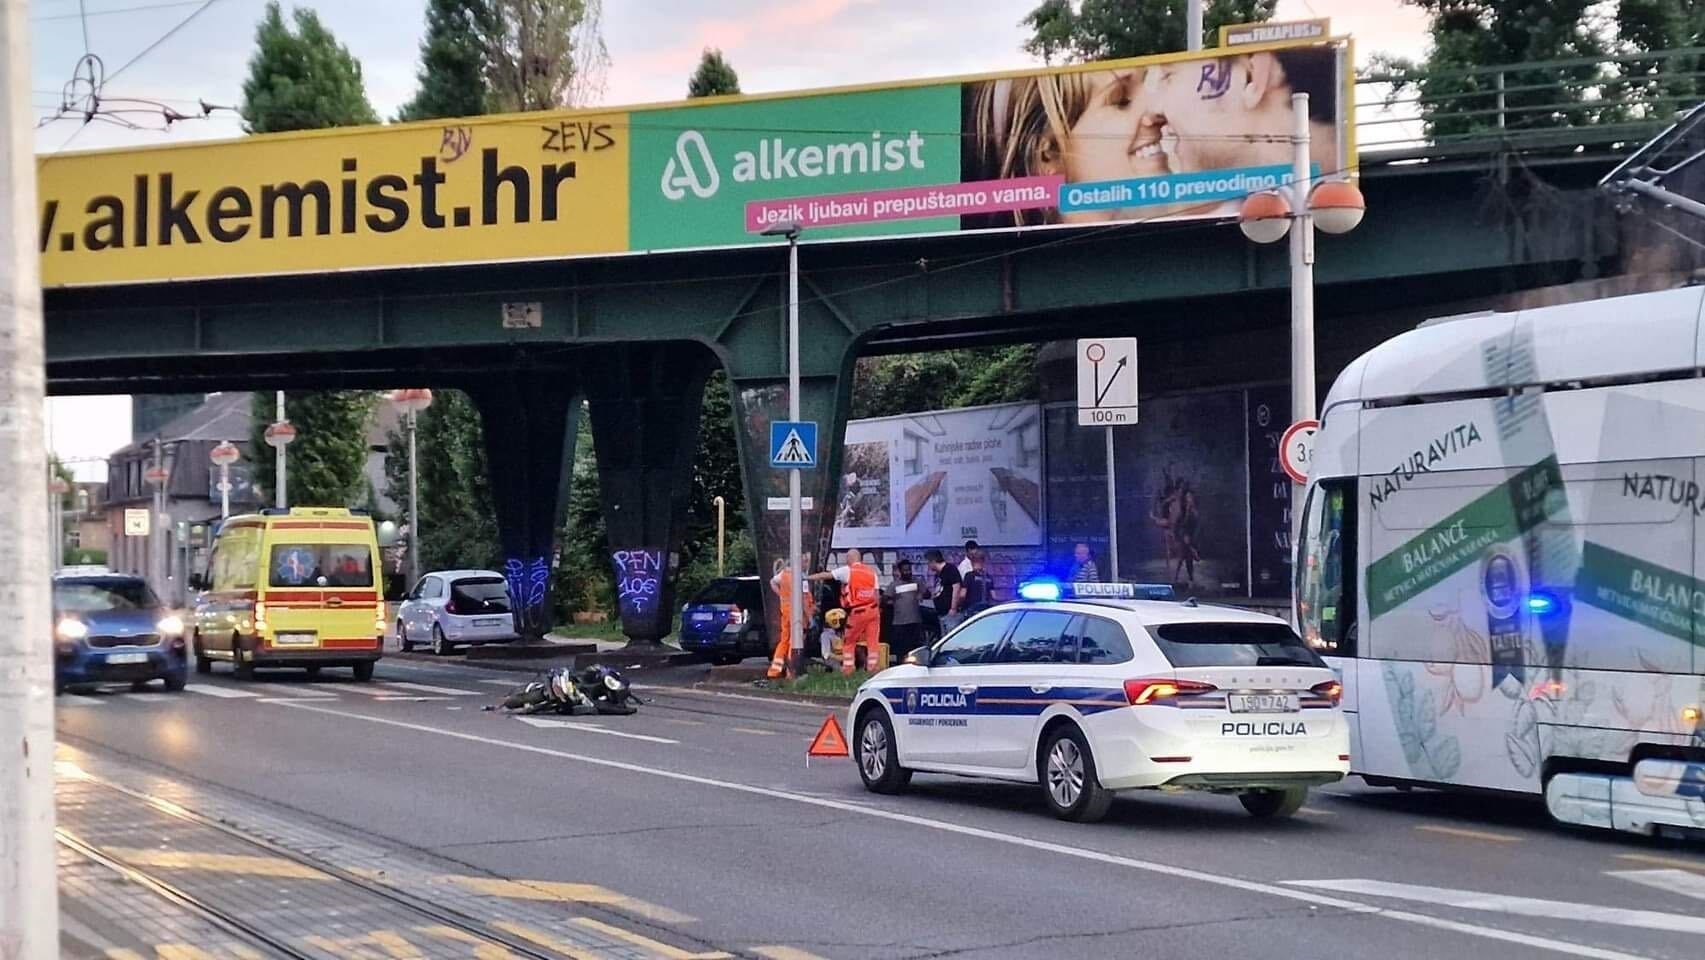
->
[[1240, 787, 1307, 819]]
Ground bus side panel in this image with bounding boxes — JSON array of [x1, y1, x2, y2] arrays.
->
[[1357, 383, 1705, 793]]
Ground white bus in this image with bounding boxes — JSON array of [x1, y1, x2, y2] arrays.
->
[[1297, 285, 1704, 836]]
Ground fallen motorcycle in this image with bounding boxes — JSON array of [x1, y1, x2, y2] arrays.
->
[[499, 664, 640, 716]]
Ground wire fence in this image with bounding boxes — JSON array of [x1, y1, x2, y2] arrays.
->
[[1355, 46, 1705, 163]]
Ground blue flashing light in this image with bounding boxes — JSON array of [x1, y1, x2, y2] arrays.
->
[[1526, 591, 1559, 616], [1018, 580, 1063, 602]]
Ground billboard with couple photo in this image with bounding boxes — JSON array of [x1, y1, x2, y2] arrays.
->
[[39, 37, 1353, 285]]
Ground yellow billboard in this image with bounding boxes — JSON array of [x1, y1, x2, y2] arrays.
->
[[38, 35, 1352, 287], [38, 112, 629, 285]]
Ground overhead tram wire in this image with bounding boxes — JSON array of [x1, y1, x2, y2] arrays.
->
[[51, 0, 226, 151]]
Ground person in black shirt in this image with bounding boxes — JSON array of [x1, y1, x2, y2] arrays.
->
[[961, 549, 996, 614], [925, 549, 962, 637]]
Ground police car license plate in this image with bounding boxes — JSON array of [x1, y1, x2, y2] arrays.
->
[[106, 652, 148, 665], [1228, 693, 1298, 714], [274, 633, 317, 646], [474, 618, 502, 627]]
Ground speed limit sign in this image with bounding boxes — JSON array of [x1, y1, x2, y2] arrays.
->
[[1279, 419, 1319, 485]]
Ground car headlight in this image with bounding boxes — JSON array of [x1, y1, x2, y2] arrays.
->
[[55, 618, 88, 641], [156, 615, 185, 637]]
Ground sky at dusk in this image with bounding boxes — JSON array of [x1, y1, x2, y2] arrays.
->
[[31, 0, 1431, 465]]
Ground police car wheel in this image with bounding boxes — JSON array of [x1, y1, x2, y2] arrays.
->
[[856, 709, 911, 794], [1238, 787, 1307, 819], [1039, 726, 1113, 822]]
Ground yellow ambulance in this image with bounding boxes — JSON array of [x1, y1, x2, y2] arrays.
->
[[191, 507, 386, 681]]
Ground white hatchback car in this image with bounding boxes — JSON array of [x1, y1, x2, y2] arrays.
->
[[397, 570, 519, 655], [847, 583, 1349, 821]]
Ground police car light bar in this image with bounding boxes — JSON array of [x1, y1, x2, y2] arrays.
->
[[1017, 581, 1177, 602]]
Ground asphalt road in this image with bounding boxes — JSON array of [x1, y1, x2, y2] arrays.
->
[[54, 655, 1705, 960]]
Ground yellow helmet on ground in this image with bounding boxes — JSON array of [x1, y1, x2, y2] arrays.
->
[[824, 608, 847, 629]]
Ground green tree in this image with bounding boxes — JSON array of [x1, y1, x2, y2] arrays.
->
[[250, 391, 377, 507], [398, 0, 493, 121], [1022, 0, 1275, 63], [555, 411, 613, 620], [383, 392, 501, 573], [1614, 0, 1705, 116], [687, 47, 741, 97], [1376, 1, 1609, 140], [484, 0, 610, 110], [240, 2, 378, 133]]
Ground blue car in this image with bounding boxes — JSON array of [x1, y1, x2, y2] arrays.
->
[[53, 573, 189, 693], [679, 576, 770, 665]]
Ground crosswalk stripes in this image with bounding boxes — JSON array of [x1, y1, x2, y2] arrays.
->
[[380, 681, 482, 696], [1607, 869, 1705, 902], [1286, 878, 1705, 935], [184, 685, 262, 699]]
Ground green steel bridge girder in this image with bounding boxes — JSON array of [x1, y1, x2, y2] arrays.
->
[[43, 166, 1614, 392]]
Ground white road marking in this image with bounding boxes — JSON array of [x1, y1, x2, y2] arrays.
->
[[1285, 878, 1705, 935], [184, 685, 261, 699], [640, 686, 827, 711], [512, 716, 680, 744], [269, 700, 1645, 960], [1607, 869, 1705, 902], [125, 693, 178, 704], [57, 696, 106, 706], [373, 696, 452, 702], [382, 681, 482, 697], [479, 678, 525, 687]]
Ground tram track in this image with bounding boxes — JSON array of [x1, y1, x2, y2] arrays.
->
[[57, 770, 602, 960]]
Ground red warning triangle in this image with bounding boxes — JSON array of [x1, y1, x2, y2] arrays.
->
[[808, 715, 850, 758]]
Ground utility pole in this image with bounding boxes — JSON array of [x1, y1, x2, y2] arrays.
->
[[1186, 0, 1202, 50], [0, 0, 62, 953], [275, 390, 288, 508]]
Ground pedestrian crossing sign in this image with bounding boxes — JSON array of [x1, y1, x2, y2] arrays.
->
[[770, 420, 817, 469]]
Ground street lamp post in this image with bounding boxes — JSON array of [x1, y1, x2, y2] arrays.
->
[[388, 389, 434, 590], [1237, 92, 1366, 550], [761, 221, 804, 678], [712, 495, 726, 576], [209, 441, 241, 520], [48, 475, 68, 572]]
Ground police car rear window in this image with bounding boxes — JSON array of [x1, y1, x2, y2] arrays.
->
[[1150, 623, 1325, 668]]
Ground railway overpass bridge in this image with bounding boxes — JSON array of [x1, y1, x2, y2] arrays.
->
[[41, 45, 1685, 641]]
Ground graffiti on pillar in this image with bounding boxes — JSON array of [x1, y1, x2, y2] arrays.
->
[[611, 548, 664, 620], [504, 555, 551, 629]]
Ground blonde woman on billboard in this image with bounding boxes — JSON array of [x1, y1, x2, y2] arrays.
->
[[962, 69, 1172, 227]]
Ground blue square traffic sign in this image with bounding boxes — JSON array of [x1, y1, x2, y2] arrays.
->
[[770, 420, 817, 469]]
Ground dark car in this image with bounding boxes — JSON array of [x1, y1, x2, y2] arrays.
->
[[679, 576, 769, 665], [53, 574, 189, 693]]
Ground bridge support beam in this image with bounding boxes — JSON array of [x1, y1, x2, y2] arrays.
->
[[466, 369, 581, 639], [585, 344, 715, 645], [725, 368, 852, 656]]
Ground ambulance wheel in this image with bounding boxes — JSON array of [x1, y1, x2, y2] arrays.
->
[[352, 661, 375, 682], [1239, 787, 1307, 820], [855, 707, 910, 794], [233, 637, 255, 680], [1040, 725, 1113, 822]]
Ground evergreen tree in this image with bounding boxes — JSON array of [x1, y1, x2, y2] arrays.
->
[[382, 392, 501, 574], [687, 48, 741, 98], [484, 0, 610, 110], [398, 0, 492, 121], [1614, 0, 1705, 116], [240, 2, 378, 133], [239, 4, 378, 510], [250, 391, 377, 508], [1022, 0, 1275, 63]]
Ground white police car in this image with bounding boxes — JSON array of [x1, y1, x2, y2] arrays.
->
[[847, 582, 1349, 822]]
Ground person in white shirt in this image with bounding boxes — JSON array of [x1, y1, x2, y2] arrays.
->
[[957, 539, 979, 577]]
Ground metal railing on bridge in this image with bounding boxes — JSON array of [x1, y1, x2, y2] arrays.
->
[[1356, 47, 1705, 171]]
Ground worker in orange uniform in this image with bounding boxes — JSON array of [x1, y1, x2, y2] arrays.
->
[[811, 548, 881, 675], [767, 554, 814, 679]]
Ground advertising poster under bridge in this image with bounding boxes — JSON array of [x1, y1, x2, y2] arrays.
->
[[833, 403, 1042, 549]]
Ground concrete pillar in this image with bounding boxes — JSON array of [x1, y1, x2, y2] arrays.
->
[[465, 369, 581, 639], [726, 370, 851, 652], [583, 344, 714, 645]]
